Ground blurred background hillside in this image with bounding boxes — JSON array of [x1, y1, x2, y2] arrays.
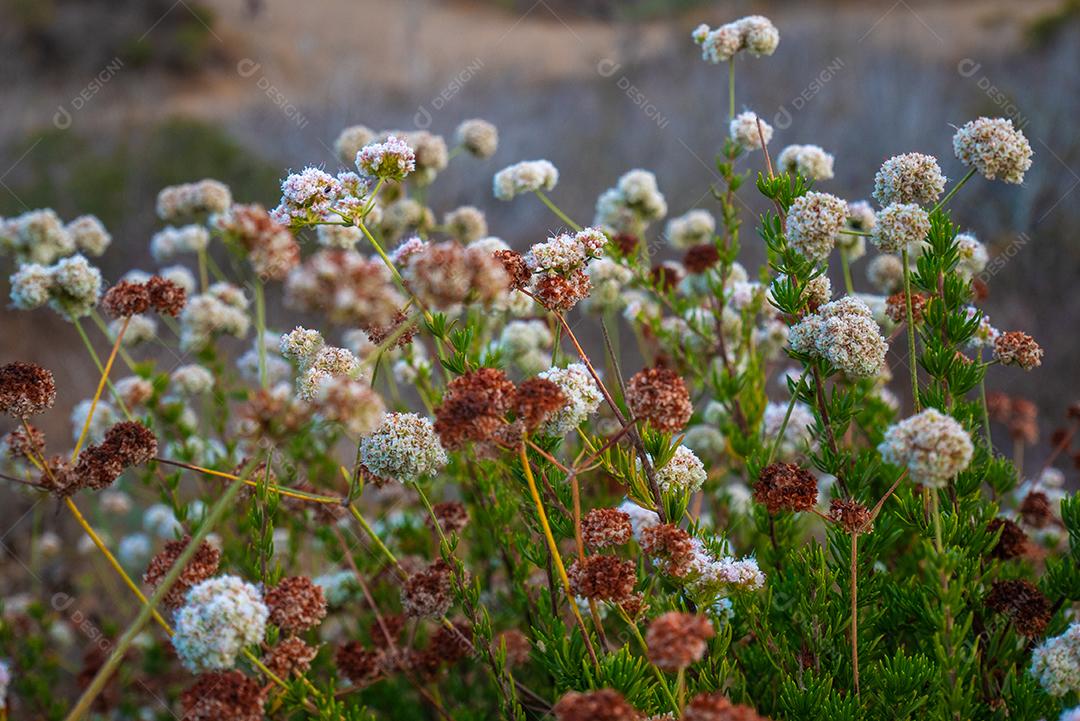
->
[[1, 0, 1078, 458]]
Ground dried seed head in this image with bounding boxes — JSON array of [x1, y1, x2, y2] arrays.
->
[[567, 555, 637, 601], [987, 518, 1029, 560], [1020, 491, 1054, 528], [639, 523, 695, 577], [101, 280, 151, 317], [493, 249, 532, 290], [265, 576, 328, 634], [362, 310, 417, 350], [146, 275, 187, 317], [650, 262, 683, 290], [102, 421, 158, 466], [0, 362, 56, 419], [828, 498, 872, 534], [73, 442, 126, 491], [2, 423, 45, 460], [885, 291, 926, 324], [513, 376, 567, 430], [985, 579, 1051, 637], [553, 689, 640, 721], [683, 243, 720, 274], [684, 692, 771, 721], [497, 628, 532, 667], [427, 501, 470, 535], [754, 463, 819, 514], [645, 611, 715, 671], [369, 614, 405, 649], [142, 536, 221, 609], [533, 269, 591, 312], [336, 642, 384, 685], [581, 508, 633, 549], [993, 331, 1044, 370], [434, 367, 517, 449], [401, 560, 453, 618], [265, 637, 319, 679], [181, 671, 265, 721], [626, 365, 692, 433]]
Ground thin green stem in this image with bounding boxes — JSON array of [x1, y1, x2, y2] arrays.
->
[[72, 318, 133, 420], [534, 190, 582, 232], [931, 167, 977, 214], [839, 248, 855, 296], [901, 248, 921, 412], [728, 60, 735, 121], [765, 379, 802, 465], [253, 278, 268, 389], [197, 247, 209, 292], [978, 348, 993, 451]]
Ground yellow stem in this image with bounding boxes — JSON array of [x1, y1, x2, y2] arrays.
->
[[72, 316, 129, 459]]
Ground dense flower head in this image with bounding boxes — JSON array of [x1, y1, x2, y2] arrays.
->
[[790, 296, 888, 377], [142, 536, 221, 609], [401, 560, 453, 618], [777, 144, 834, 181], [443, 205, 488, 243], [567, 555, 637, 601], [626, 365, 693, 432], [553, 689, 640, 721], [405, 130, 449, 184], [150, 224, 210, 262], [434, 367, 517, 448], [754, 462, 818, 514], [270, 167, 345, 225], [785, 191, 847, 261], [428, 501, 470, 535], [645, 611, 715, 671], [333, 124, 376, 164], [173, 575, 269, 673], [265, 637, 320, 680], [650, 445, 707, 495], [493, 159, 559, 200], [181, 670, 265, 721], [156, 179, 232, 221], [65, 214, 111, 256], [101, 280, 151, 317], [536, 363, 603, 435], [872, 202, 930, 254], [146, 275, 188, 316], [0, 362, 56, 419], [985, 579, 1051, 637], [953, 117, 1033, 183], [45, 253, 103, 320], [730, 111, 772, 150], [693, 15, 778, 62], [595, 169, 667, 235], [0, 208, 75, 264], [878, 408, 974, 488], [360, 412, 448, 483], [265, 576, 328, 634], [513, 376, 566, 430], [828, 498, 872, 533], [1031, 622, 1080, 696], [640, 523, 696, 577], [356, 134, 416, 180], [866, 254, 905, 293], [846, 200, 877, 233], [684, 693, 770, 721], [581, 508, 633, 549], [215, 203, 300, 281], [179, 283, 250, 351], [954, 232, 989, 278], [455, 118, 499, 158], [401, 240, 510, 311], [665, 208, 716, 249], [993, 330, 1043, 370], [285, 249, 405, 328], [873, 152, 947, 206]]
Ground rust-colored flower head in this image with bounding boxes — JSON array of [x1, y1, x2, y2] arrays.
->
[[553, 689, 640, 721], [2, 423, 45, 460], [143, 535, 221, 609], [265, 636, 319, 679], [1020, 491, 1054, 528], [645, 611, 715, 672], [265, 576, 328, 633], [336, 642, 385, 685], [626, 365, 692, 433], [101, 280, 151, 317], [493, 249, 532, 290], [828, 498, 872, 534], [612, 232, 639, 257], [985, 579, 1051, 637], [181, 671, 266, 721], [426, 619, 472, 666], [987, 518, 1029, 560], [986, 391, 1012, 423], [885, 291, 926, 324], [754, 463, 819, 514], [401, 560, 453, 618], [363, 309, 417, 350], [73, 442, 126, 491], [434, 367, 517, 449], [0, 362, 56, 419], [369, 614, 405, 650], [39, 456, 78, 495], [639, 523, 695, 577], [103, 421, 158, 466], [581, 508, 632, 549], [514, 377, 566, 431], [994, 330, 1043, 370], [534, 269, 591, 312], [146, 275, 187, 317], [427, 501, 470, 535], [684, 693, 771, 721], [683, 243, 720, 274], [567, 555, 637, 601], [619, 592, 648, 620], [497, 628, 531, 667], [650, 262, 683, 291]]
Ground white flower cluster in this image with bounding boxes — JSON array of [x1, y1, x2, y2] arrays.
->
[[790, 296, 888, 377], [878, 408, 974, 488], [173, 575, 269, 673], [333, 124, 376, 164], [150, 224, 210, 262], [117, 534, 152, 569], [537, 363, 604, 436], [649, 445, 707, 495], [271, 167, 345, 225], [594, 169, 667, 236], [777, 144, 835, 181], [953, 117, 1032, 184], [686, 540, 766, 599], [584, 258, 634, 313], [10, 253, 102, 320], [0, 208, 75, 264], [786, 191, 847, 261], [618, 498, 660, 540], [762, 400, 816, 459], [872, 153, 947, 206], [872, 203, 930, 255], [171, 364, 215, 395], [527, 227, 606, 273], [297, 345, 363, 403], [493, 159, 559, 200], [443, 205, 488, 243], [359, 412, 448, 483], [156, 179, 232, 221], [498, 320, 553, 375], [1031, 622, 1080, 697], [179, 282, 250, 351], [729, 111, 773, 150], [144, 504, 182, 538], [455, 118, 499, 158], [866, 254, 904, 294], [356, 134, 416, 180], [70, 398, 118, 444], [665, 209, 716, 249], [954, 232, 989, 278], [692, 15, 779, 63]]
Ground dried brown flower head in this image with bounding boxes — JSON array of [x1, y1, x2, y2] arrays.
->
[[567, 555, 637, 601], [363, 309, 418, 350], [987, 518, 1029, 560], [434, 367, 517, 449], [645, 611, 715, 671], [534, 269, 591, 312], [754, 463, 819, 514], [828, 498, 872, 534], [514, 377, 566, 430], [885, 291, 926, 324], [1020, 491, 1054, 528], [401, 560, 453, 618], [2, 423, 45, 460], [73, 442, 126, 492], [684, 693, 771, 721], [426, 619, 472, 666], [683, 243, 721, 274], [612, 233, 639, 257], [985, 579, 1051, 637], [265, 576, 328, 634], [493, 249, 532, 290], [38, 456, 78, 495], [626, 365, 692, 433], [142, 536, 221, 609], [639, 523, 695, 577], [581, 508, 633, 549], [553, 689, 640, 721], [146, 275, 187, 317], [265, 637, 319, 679], [427, 501, 470, 535], [497, 628, 532, 667], [650, 262, 683, 291], [101, 280, 151, 317], [102, 421, 158, 466], [994, 331, 1043, 370], [336, 641, 384, 685], [181, 671, 266, 721], [217, 203, 300, 281], [369, 614, 405, 650], [0, 362, 56, 418]]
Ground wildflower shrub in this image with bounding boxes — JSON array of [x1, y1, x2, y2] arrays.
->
[[0, 14, 1078, 721]]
